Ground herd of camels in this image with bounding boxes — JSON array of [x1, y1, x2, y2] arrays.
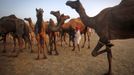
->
[[0, 0, 134, 75]]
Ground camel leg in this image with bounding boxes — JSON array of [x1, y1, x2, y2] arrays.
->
[[15, 37, 23, 57], [37, 42, 40, 60], [18, 37, 24, 52], [91, 40, 105, 57], [72, 41, 75, 51], [107, 49, 112, 75], [28, 38, 33, 53], [69, 34, 71, 47], [63, 33, 68, 45], [87, 32, 90, 49], [12, 36, 16, 53], [72, 36, 75, 51], [61, 35, 63, 47], [54, 35, 59, 55], [41, 44, 47, 59], [44, 40, 49, 55], [77, 44, 80, 51], [26, 35, 33, 53], [36, 36, 40, 60], [93, 46, 113, 75], [48, 35, 52, 55], [103, 46, 112, 75], [91, 39, 113, 75], [42, 34, 48, 59], [2, 35, 7, 53], [26, 35, 32, 51]]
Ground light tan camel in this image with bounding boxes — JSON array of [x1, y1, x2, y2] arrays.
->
[[35, 8, 48, 59]]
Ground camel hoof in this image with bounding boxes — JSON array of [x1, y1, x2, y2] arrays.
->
[[35, 57, 40, 60], [91, 51, 97, 57], [30, 50, 34, 53], [47, 51, 52, 55], [72, 49, 75, 51], [14, 54, 18, 57], [43, 56, 47, 59], [12, 50, 16, 53], [81, 45, 84, 48], [20, 49, 23, 52], [88, 46, 90, 49], [55, 53, 59, 56], [104, 72, 112, 75], [2, 50, 6, 53]]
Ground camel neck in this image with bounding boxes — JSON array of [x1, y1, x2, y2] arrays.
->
[[29, 21, 34, 31], [57, 19, 65, 27], [56, 16, 60, 22], [37, 17, 43, 24], [76, 6, 94, 29]]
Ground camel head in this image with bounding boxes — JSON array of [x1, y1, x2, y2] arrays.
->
[[49, 18, 55, 26], [24, 17, 32, 22], [36, 8, 44, 18], [8, 14, 17, 19], [60, 14, 70, 21], [50, 11, 60, 18], [66, 0, 82, 10], [56, 14, 70, 26]]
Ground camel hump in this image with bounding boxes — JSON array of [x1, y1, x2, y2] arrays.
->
[[9, 14, 17, 19], [0, 14, 17, 21], [111, 0, 134, 23], [120, 0, 134, 6]]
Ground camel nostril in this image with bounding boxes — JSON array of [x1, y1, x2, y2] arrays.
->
[[66, 1, 70, 6]]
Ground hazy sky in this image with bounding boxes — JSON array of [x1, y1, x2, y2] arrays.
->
[[0, 0, 121, 23]]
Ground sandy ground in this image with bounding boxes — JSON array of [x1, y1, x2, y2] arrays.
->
[[0, 33, 134, 75]]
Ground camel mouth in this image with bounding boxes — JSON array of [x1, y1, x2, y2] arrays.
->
[[66, 1, 75, 9], [50, 11, 53, 14], [24, 18, 27, 20], [66, 1, 71, 6]]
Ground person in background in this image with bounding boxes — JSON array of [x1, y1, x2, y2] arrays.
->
[[72, 25, 82, 51]]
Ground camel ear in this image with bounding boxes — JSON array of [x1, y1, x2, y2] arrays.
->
[[61, 14, 64, 16], [77, 0, 80, 2], [57, 11, 60, 13], [41, 9, 44, 13], [36, 8, 38, 11]]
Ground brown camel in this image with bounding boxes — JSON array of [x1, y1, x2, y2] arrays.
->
[[50, 11, 67, 47], [66, 0, 134, 75], [50, 11, 61, 25], [35, 8, 48, 59], [0, 15, 22, 53], [24, 17, 36, 49], [64, 18, 91, 49], [47, 12, 70, 55], [0, 15, 32, 54]]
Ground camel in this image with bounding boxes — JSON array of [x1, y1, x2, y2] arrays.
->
[[65, 18, 91, 49], [24, 17, 36, 49], [50, 10, 63, 43], [0, 15, 32, 54], [0, 15, 22, 53], [59, 21, 75, 47], [50, 11, 61, 25], [66, 0, 134, 75], [35, 8, 48, 59], [50, 11, 89, 50], [47, 12, 70, 55], [60, 18, 91, 51], [50, 11, 67, 47]]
